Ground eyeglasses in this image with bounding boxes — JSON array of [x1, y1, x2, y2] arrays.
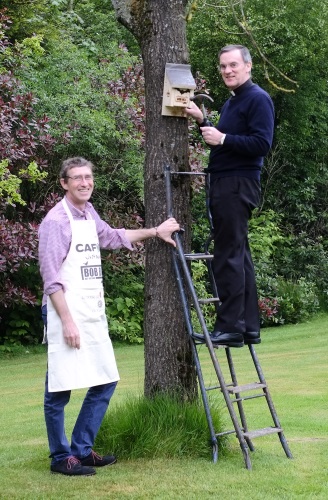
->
[[218, 61, 250, 72], [218, 62, 241, 72], [65, 174, 93, 182]]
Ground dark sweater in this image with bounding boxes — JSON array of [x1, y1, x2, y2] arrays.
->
[[207, 80, 275, 180]]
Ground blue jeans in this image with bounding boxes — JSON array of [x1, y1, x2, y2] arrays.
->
[[42, 305, 117, 465]]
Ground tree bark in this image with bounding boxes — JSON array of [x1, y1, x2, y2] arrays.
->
[[111, 0, 197, 399]]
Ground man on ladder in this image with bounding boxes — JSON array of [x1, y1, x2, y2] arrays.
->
[[186, 44, 275, 349]]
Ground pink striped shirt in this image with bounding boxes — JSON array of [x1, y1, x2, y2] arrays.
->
[[38, 197, 133, 305]]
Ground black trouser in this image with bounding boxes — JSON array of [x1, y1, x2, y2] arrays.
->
[[209, 176, 260, 334]]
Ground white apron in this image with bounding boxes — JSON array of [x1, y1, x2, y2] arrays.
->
[[47, 198, 119, 392]]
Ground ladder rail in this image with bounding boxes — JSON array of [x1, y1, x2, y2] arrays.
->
[[165, 167, 219, 462], [225, 347, 255, 451], [170, 242, 219, 463], [248, 345, 293, 459], [165, 165, 252, 468]]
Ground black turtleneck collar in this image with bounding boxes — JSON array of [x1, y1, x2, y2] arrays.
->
[[230, 78, 254, 97]]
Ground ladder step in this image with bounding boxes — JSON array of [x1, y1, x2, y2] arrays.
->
[[184, 253, 213, 261], [227, 382, 266, 394], [243, 427, 282, 439], [170, 171, 206, 176], [198, 298, 221, 304]]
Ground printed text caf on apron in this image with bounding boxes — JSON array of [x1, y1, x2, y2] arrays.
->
[[46, 198, 119, 392]]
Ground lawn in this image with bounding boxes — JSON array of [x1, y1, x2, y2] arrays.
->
[[0, 315, 327, 499]]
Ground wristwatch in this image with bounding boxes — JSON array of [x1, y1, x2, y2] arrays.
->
[[220, 134, 226, 145]]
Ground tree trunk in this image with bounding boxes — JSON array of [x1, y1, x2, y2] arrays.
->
[[111, 0, 197, 399]]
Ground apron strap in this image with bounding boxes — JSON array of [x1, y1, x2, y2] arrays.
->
[[62, 197, 74, 223]]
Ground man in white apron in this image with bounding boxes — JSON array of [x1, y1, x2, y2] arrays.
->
[[38, 157, 179, 476]]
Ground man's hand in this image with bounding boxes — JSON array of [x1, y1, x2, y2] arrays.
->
[[49, 290, 81, 349], [125, 218, 180, 245], [185, 101, 204, 124], [156, 217, 180, 247], [62, 319, 81, 349], [200, 126, 224, 146]]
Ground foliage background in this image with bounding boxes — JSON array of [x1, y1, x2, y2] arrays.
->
[[0, 0, 327, 347]]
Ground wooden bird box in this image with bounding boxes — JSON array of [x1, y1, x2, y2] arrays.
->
[[162, 63, 196, 117]]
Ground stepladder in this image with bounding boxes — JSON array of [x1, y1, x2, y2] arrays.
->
[[165, 165, 293, 470]]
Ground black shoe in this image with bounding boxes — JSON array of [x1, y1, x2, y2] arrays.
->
[[244, 331, 261, 345], [210, 331, 244, 348], [191, 332, 208, 342], [51, 456, 96, 476], [80, 450, 117, 467]]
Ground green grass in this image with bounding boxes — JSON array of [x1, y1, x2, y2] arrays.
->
[[0, 315, 328, 499], [96, 394, 227, 459]]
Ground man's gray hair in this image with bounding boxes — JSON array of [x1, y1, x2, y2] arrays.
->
[[219, 45, 252, 63], [60, 157, 94, 179]]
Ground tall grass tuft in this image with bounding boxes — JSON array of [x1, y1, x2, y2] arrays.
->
[[96, 393, 228, 460]]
